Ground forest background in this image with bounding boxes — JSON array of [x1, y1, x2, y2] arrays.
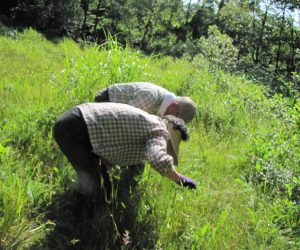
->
[[1, 0, 300, 88], [0, 0, 300, 249]]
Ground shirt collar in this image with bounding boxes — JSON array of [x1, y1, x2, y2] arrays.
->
[[157, 93, 176, 117]]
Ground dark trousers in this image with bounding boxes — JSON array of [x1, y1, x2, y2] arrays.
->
[[53, 107, 111, 197], [94, 88, 109, 102]]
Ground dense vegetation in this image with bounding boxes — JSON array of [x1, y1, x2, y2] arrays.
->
[[0, 28, 299, 249], [1, 0, 300, 90]]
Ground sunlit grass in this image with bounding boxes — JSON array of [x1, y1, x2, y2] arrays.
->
[[0, 29, 298, 249]]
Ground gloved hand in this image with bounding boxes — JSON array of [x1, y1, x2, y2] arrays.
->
[[177, 175, 197, 189]]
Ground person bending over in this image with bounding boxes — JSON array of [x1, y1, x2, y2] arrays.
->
[[53, 102, 196, 199], [94, 82, 196, 124]]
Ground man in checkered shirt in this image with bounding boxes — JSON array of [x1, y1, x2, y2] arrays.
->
[[94, 82, 196, 124], [53, 102, 197, 196]]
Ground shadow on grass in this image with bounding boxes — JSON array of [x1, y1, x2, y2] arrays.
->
[[32, 167, 157, 249]]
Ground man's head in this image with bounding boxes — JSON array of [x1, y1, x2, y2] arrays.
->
[[164, 96, 196, 123], [163, 115, 189, 166]]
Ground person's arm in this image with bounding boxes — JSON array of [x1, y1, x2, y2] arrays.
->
[[144, 135, 197, 189], [166, 169, 197, 189]]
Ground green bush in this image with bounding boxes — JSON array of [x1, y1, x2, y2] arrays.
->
[[0, 22, 17, 39], [245, 97, 300, 240], [198, 25, 238, 72]]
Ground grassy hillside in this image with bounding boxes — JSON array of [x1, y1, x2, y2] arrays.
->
[[0, 29, 299, 249]]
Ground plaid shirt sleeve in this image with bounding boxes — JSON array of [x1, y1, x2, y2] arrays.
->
[[144, 135, 175, 176]]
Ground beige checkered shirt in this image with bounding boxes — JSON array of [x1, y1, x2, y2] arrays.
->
[[78, 102, 175, 176], [107, 82, 171, 116]]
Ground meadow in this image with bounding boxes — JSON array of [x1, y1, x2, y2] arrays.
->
[[0, 29, 299, 249]]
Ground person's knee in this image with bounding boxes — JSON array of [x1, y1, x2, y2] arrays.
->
[[77, 170, 99, 196]]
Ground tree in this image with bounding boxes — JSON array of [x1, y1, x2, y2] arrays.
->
[[198, 25, 238, 71], [218, 1, 253, 58], [273, 0, 300, 10], [119, 0, 185, 54], [249, 0, 272, 65], [0, 0, 82, 37], [80, 0, 90, 37], [189, 6, 216, 39]]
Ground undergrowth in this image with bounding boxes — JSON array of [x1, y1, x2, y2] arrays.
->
[[0, 29, 299, 249]]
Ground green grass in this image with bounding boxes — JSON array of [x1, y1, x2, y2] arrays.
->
[[0, 29, 299, 249]]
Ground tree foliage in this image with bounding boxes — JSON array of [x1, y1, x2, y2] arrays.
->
[[273, 0, 300, 10], [1, 1, 82, 36], [198, 25, 238, 71], [0, 0, 300, 90]]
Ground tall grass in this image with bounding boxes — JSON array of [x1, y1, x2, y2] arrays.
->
[[0, 29, 299, 249]]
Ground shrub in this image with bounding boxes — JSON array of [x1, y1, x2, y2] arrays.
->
[[244, 97, 300, 239], [198, 25, 238, 72]]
